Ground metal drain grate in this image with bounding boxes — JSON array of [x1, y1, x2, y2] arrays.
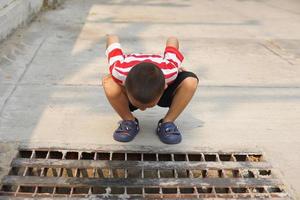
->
[[0, 148, 292, 199]]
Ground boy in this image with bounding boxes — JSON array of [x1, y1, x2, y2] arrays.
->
[[102, 35, 199, 144]]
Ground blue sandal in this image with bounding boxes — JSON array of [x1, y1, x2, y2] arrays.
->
[[156, 119, 182, 144], [113, 118, 139, 142]]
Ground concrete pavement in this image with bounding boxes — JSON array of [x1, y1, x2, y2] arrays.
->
[[0, 0, 300, 198]]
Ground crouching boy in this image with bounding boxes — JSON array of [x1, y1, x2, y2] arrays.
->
[[102, 35, 199, 144]]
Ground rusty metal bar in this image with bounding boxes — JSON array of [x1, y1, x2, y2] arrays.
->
[[2, 176, 285, 188], [11, 158, 273, 170]]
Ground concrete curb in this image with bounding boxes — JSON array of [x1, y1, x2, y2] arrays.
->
[[0, 0, 65, 43]]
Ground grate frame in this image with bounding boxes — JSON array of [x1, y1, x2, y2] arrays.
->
[[0, 147, 293, 199]]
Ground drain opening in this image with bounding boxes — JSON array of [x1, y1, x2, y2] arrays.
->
[[248, 154, 263, 162], [91, 186, 106, 194], [160, 169, 175, 178], [19, 186, 35, 193], [204, 154, 217, 161], [268, 187, 283, 193], [215, 187, 230, 193], [144, 169, 158, 178], [174, 154, 186, 161], [112, 168, 126, 178], [145, 187, 160, 194], [112, 153, 125, 160], [162, 187, 177, 194], [158, 154, 172, 161], [127, 168, 142, 178], [188, 154, 202, 161], [197, 187, 213, 193], [259, 169, 272, 176], [111, 187, 125, 194], [37, 186, 54, 194], [127, 187, 143, 194], [9, 167, 25, 176], [143, 153, 156, 161], [127, 153, 141, 161], [65, 152, 78, 160], [232, 187, 248, 193], [219, 154, 232, 161], [73, 187, 89, 197], [180, 187, 194, 194], [234, 154, 247, 161], [49, 151, 63, 159], [177, 169, 190, 178], [1, 185, 17, 193], [35, 151, 48, 159], [81, 152, 95, 160], [55, 187, 71, 195], [19, 151, 32, 158]]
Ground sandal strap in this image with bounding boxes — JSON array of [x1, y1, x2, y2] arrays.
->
[[116, 119, 138, 134], [159, 121, 180, 136]]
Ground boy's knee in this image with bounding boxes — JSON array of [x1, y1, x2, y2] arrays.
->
[[102, 75, 112, 91], [102, 75, 112, 86], [102, 75, 123, 98], [182, 77, 198, 91]]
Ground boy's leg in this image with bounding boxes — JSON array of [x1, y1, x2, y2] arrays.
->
[[163, 77, 198, 122], [158, 71, 199, 122], [102, 75, 140, 142], [102, 74, 136, 121], [156, 71, 198, 144]]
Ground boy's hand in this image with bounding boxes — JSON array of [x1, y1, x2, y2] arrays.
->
[[106, 34, 119, 48], [166, 36, 179, 49]]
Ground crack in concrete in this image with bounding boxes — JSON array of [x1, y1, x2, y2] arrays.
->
[[0, 37, 47, 117], [259, 41, 295, 66]]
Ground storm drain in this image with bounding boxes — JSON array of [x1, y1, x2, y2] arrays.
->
[[0, 148, 292, 199]]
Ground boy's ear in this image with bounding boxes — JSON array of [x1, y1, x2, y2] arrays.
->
[[164, 83, 168, 89]]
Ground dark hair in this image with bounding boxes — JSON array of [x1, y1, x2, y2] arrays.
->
[[125, 62, 165, 104]]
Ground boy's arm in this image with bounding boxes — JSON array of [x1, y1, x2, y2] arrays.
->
[[106, 34, 120, 49], [166, 37, 186, 71], [105, 34, 126, 85], [164, 37, 184, 70], [105, 34, 124, 66], [166, 36, 179, 49]]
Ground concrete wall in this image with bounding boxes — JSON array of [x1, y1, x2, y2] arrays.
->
[[0, 0, 64, 42]]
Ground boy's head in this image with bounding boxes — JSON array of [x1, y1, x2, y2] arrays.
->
[[125, 62, 165, 109]]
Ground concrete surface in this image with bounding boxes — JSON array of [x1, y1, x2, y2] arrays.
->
[[0, 0, 300, 198]]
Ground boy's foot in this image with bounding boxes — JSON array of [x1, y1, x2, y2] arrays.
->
[[156, 119, 182, 144], [113, 118, 139, 142]]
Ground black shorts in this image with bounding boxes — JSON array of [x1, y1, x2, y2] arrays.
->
[[129, 71, 199, 112]]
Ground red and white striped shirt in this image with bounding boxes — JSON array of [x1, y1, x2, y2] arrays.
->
[[105, 43, 184, 85]]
